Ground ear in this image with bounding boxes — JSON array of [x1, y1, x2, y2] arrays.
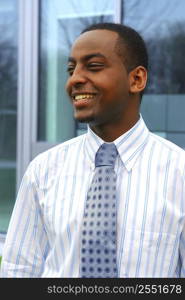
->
[[129, 66, 147, 94]]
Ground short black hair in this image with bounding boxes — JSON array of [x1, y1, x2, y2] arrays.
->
[[81, 22, 148, 100]]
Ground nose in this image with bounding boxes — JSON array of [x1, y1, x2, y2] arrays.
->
[[66, 66, 87, 91]]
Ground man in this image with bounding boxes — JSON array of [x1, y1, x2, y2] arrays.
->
[[1, 23, 185, 277]]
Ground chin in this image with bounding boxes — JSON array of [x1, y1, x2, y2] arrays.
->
[[75, 114, 96, 124]]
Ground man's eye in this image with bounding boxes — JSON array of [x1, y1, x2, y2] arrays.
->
[[87, 63, 104, 69], [67, 66, 74, 75]]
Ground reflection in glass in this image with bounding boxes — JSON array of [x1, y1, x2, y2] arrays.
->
[[122, 0, 185, 94], [123, 0, 185, 149], [38, 0, 115, 142], [0, 0, 18, 232]]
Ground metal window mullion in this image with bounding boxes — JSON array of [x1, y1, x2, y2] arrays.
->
[[114, 0, 123, 23], [17, 0, 39, 190], [31, 0, 39, 154]]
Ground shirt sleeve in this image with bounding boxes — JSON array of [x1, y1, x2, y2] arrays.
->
[[180, 222, 185, 277], [0, 161, 49, 278]]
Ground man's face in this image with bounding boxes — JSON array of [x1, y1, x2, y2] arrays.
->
[[66, 29, 132, 127]]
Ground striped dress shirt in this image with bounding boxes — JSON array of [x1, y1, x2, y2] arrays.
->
[[1, 115, 185, 277]]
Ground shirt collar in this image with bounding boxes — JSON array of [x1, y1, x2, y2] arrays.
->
[[85, 115, 149, 171]]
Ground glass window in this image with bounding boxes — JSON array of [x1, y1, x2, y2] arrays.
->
[[38, 0, 115, 142], [123, 0, 185, 94], [0, 0, 18, 233], [122, 0, 185, 148]]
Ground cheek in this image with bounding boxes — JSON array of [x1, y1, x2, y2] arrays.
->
[[99, 71, 128, 91], [114, 76, 130, 98], [102, 79, 128, 101], [96, 76, 119, 95], [65, 80, 70, 94]]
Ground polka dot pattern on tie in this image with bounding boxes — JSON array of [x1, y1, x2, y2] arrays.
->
[[80, 143, 118, 278]]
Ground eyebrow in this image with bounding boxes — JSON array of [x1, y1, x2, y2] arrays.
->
[[68, 52, 106, 63]]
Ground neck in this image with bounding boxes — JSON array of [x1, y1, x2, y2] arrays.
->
[[90, 113, 140, 142]]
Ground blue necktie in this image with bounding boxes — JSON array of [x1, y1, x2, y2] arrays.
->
[[80, 143, 118, 278]]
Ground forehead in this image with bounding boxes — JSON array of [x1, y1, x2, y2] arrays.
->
[[70, 29, 119, 59]]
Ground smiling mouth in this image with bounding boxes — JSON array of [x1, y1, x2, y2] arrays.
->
[[72, 94, 96, 102]]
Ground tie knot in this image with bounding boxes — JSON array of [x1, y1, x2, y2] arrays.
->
[[95, 143, 118, 167]]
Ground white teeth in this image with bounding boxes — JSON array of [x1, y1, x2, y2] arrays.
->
[[74, 94, 94, 101]]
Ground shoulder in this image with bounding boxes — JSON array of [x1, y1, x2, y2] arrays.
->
[[26, 134, 86, 175], [36, 134, 85, 163], [149, 131, 185, 160]]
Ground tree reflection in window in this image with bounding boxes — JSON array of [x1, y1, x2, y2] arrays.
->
[[144, 22, 185, 94]]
